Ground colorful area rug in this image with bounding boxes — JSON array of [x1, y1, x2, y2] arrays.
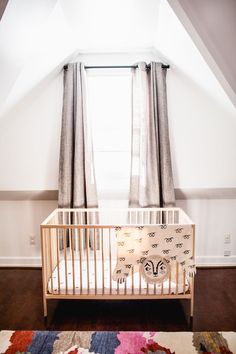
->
[[0, 331, 235, 354]]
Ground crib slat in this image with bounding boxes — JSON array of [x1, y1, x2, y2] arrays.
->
[[49, 229, 53, 294], [71, 229, 75, 295], [63, 229, 68, 295], [139, 271, 141, 295], [79, 229, 83, 294], [183, 269, 186, 295], [128, 211, 131, 224], [168, 265, 172, 295], [150, 211, 153, 224], [86, 229, 90, 294], [56, 228, 60, 294], [176, 262, 179, 294], [156, 210, 161, 224], [166, 211, 169, 224], [94, 228, 97, 294], [101, 229, 104, 295], [148, 210, 151, 225], [74, 212, 78, 252], [109, 228, 112, 294], [131, 267, 134, 295], [168, 210, 173, 224], [62, 211, 66, 295], [174, 210, 179, 224]]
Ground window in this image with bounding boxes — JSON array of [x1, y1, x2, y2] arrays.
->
[[87, 70, 132, 207]]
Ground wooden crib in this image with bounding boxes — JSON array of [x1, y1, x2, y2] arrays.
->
[[40, 207, 195, 318]]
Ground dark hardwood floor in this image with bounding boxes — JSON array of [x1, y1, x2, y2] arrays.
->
[[0, 267, 235, 331]]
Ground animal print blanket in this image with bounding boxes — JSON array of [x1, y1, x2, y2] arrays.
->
[[112, 225, 195, 284]]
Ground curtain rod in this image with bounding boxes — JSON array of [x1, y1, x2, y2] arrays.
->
[[64, 63, 169, 70], [84, 64, 169, 69]]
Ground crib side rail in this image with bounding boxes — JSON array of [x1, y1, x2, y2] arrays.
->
[[41, 207, 194, 227]]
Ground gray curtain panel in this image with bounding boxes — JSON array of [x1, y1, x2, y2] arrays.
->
[[58, 62, 99, 249], [129, 62, 175, 208]]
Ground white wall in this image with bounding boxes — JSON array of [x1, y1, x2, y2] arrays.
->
[[0, 200, 57, 266], [1, 1, 236, 266], [177, 199, 236, 266], [0, 70, 62, 267], [156, 0, 236, 189], [167, 68, 236, 189], [0, 71, 63, 190]]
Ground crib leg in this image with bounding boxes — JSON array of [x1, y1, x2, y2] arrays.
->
[[190, 297, 194, 317], [43, 297, 48, 317], [190, 276, 194, 318]]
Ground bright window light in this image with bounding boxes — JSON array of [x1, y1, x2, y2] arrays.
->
[[87, 71, 132, 201]]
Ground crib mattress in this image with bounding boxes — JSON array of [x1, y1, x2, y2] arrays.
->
[[47, 259, 189, 296]]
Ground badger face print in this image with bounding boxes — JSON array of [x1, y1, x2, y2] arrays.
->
[[140, 255, 170, 284]]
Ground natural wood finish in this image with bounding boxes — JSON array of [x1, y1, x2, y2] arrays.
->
[[190, 224, 196, 316], [45, 293, 191, 301], [41, 208, 195, 318], [79, 229, 83, 293], [40, 226, 47, 317], [0, 267, 235, 331]]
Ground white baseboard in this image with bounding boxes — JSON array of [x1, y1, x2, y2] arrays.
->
[[196, 255, 236, 267], [0, 256, 42, 267], [0, 255, 235, 268]]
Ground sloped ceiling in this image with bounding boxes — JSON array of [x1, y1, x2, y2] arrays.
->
[[0, 0, 161, 118], [0, 0, 76, 118], [0, 0, 9, 20], [0, 0, 235, 119], [167, 0, 236, 108]]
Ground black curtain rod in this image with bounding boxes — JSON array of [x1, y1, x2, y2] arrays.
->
[[64, 63, 169, 70], [84, 64, 170, 69]]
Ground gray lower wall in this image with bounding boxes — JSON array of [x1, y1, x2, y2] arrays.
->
[[1, 188, 236, 201]]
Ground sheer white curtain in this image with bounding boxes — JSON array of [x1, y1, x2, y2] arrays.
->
[[129, 62, 175, 208]]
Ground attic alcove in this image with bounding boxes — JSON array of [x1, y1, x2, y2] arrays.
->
[[0, 0, 235, 267]]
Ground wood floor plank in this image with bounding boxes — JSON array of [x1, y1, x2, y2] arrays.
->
[[0, 267, 235, 331]]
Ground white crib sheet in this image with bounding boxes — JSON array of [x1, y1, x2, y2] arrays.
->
[[48, 259, 189, 295]]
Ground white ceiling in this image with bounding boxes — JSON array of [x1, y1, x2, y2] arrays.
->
[[0, 0, 161, 117], [0, 0, 235, 118], [59, 0, 161, 51]]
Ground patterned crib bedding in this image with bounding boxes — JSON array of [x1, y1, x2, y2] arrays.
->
[[47, 258, 189, 295], [112, 224, 195, 285]]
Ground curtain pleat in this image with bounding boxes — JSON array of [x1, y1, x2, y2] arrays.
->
[[129, 61, 175, 208], [58, 63, 99, 249]]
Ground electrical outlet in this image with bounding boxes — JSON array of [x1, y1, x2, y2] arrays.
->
[[30, 235, 35, 245], [224, 250, 231, 257], [224, 234, 231, 244]]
